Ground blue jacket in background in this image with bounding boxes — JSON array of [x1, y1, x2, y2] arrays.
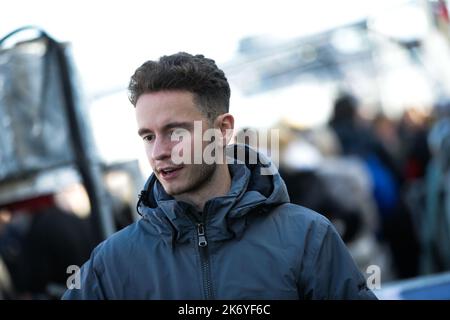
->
[[63, 146, 377, 300]]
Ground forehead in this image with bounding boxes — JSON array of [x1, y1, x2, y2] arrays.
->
[[135, 91, 205, 129]]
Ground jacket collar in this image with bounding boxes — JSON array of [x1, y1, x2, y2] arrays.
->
[[138, 145, 289, 246]]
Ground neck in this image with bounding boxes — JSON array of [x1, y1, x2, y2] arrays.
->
[[175, 163, 231, 211]]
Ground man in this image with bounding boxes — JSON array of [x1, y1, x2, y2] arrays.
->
[[62, 53, 377, 300]]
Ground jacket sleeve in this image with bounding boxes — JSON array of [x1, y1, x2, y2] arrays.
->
[[61, 247, 106, 300], [298, 216, 378, 300]]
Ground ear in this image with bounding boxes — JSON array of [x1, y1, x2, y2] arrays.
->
[[214, 113, 234, 147]]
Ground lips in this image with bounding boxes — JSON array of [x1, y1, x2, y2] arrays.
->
[[158, 166, 183, 180]]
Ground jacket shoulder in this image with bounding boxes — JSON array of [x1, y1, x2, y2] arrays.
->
[[270, 202, 333, 228], [271, 204, 376, 299]]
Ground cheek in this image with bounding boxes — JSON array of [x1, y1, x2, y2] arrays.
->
[[172, 138, 194, 159], [144, 144, 152, 157], [144, 145, 156, 165]]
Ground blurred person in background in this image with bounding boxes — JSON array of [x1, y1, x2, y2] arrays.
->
[[397, 108, 432, 182], [373, 113, 403, 169], [419, 100, 450, 274], [0, 185, 97, 299], [328, 93, 420, 279]]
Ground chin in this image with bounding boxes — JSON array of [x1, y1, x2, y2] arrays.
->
[[161, 183, 185, 196]]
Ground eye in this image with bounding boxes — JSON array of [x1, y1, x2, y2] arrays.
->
[[143, 134, 155, 142]]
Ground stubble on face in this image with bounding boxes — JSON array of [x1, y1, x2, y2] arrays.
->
[[164, 162, 217, 197]]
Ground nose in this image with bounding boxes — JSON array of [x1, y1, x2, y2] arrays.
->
[[151, 135, 172, 161]]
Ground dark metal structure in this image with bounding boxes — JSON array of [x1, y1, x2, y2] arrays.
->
[[0, 26, 114, 242]]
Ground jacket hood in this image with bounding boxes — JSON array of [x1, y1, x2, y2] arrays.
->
[[137, 144, 290, 246]]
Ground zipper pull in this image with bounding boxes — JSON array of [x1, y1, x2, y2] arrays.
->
[[197, 223, 208, 247]]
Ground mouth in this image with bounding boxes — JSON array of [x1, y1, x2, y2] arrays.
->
[[158, 166, 184, 180]]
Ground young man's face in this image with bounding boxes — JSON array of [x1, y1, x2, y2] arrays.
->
[[135, 90, 217, 196]]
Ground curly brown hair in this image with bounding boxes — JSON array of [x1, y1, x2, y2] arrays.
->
[[128, 52, 230, 122]]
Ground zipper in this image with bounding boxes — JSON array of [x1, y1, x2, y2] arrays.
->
[[196, 222, 214, 299], [197, 223, 208, 247]]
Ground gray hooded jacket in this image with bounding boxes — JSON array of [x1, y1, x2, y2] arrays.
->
[[63, 146, 377, 300]]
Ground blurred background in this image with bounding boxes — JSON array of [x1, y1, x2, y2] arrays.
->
[[1, 0, 450, 299]]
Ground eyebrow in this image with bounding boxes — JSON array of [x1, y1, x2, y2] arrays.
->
[[137, 121, 194, 137]]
